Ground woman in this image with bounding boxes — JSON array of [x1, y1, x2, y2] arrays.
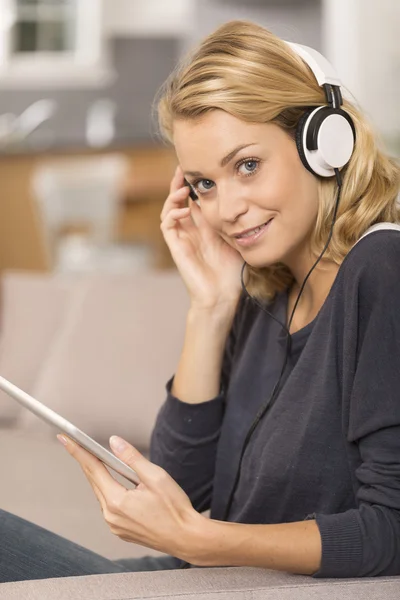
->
[[1, 20, 399, 582]]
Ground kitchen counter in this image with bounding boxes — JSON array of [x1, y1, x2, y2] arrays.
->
[[0, 144, 178, 273]]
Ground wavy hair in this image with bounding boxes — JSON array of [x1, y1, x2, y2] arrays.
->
[[155, 20, 400, 301]]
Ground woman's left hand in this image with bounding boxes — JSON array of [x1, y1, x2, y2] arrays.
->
[[57, 434, 203, 561]]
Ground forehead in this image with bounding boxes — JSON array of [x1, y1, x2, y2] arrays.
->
[[172, 111, 281, 168], [173, 111, 259, 149]]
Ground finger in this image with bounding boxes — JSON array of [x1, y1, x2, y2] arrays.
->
[[58, 435, 125, 499], [160, 186, 190, 222], [88, 478, 108, 514], [110, 436, 164, 485], [160, 206, 193, 233], [169, 165, 179, 194], [187, 199, 212, 233], [169, 164, 186, 194]]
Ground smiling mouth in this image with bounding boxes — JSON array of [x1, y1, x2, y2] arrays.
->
[[234, 219, 272, 239]]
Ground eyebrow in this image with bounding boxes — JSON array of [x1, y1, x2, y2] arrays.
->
[[184, 143, 258, 177]]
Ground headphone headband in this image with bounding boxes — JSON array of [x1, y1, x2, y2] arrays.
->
[[284, 41, 355, 177], [285, 42, 342, 88], [285, 41, 344, 109]]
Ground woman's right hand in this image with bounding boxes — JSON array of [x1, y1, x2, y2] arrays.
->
[[160, 165, 245, 310]]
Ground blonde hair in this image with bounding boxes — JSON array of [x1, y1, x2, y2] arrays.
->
[[156, 20, 400, 301]]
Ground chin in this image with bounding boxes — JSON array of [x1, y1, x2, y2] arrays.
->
[[241, 251, 283, 270]]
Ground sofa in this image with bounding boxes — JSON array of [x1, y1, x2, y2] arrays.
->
[[0, 269, 399, 599]]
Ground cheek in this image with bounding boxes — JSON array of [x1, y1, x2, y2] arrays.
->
[[278, 165, 319, 222], [298, 176, 320, 222], [220, 233, 237, 249], [198, 203, 220, 230], [198, 206, 235, 245], [283, 196, 319, 234]]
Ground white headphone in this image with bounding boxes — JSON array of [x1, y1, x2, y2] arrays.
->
[[285, 42, 356, 178]]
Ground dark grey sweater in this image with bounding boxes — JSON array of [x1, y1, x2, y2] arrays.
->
[[150, 230, 400, 578]]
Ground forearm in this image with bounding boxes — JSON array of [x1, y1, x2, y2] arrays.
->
[[172, 303, 237, 404], [185, 516, 322, 575]]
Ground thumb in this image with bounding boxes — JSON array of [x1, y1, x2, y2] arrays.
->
[[109, 436, 157, 481]]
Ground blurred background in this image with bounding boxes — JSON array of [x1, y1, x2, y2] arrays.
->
[[0, 0, 398, 561], [0, 0, 398, 276]]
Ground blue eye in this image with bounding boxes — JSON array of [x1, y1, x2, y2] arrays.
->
[[195, 179, 215, 194], [238, 160, 259, 175]]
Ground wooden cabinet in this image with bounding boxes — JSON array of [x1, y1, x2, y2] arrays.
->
[[0, 145, 178, 273]]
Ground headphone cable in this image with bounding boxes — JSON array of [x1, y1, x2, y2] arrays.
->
[[222, 167, 343, 522]]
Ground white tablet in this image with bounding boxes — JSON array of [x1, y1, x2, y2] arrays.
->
[[0, 375, 140, 486]]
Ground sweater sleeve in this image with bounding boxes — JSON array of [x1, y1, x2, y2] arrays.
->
[[314, 233, 400, 578], [149, 296, 243, 513]]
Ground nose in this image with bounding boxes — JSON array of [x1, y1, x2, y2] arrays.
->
[[217, 183, 248, 224]]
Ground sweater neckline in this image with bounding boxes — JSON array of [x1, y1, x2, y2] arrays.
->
[[261, 230, 400, 345], [276, 291, 317, 346]]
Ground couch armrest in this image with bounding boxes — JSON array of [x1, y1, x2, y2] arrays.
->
[[1, 567, 400, 600]]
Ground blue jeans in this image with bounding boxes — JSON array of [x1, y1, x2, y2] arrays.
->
[[0, 509, 183, 583]]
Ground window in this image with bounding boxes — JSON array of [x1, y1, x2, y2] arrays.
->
[[13, 0, 77, 54], [0, 0, 114, 87]]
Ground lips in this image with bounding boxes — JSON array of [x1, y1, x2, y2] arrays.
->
[[234, 219, 272, 239], [233, 219, 273, 247]]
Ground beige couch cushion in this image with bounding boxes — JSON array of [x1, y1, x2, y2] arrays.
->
[[0, 272, 72, 426], [0, 428, 161, 560], [1, 568, 400, 600], [23, 271, 189, 448]]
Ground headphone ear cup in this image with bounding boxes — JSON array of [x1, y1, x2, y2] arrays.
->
[[296, 106, 355, 177], [295, 108, 316, 176]]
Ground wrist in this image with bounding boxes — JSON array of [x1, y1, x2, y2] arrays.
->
[[187, 300, 238, 327], [174, 510, 211, 564], [180, 514, 231, 567], [190, 294, 240, 309], [186, 308, 236, 348]]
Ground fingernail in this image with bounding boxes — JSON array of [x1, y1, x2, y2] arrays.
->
[[57, 434, 68, 447], [110, 436, 127, 453]]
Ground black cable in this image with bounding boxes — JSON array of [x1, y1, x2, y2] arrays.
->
[[179, 169, 343, 568], [221, 168, 343, 523]]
